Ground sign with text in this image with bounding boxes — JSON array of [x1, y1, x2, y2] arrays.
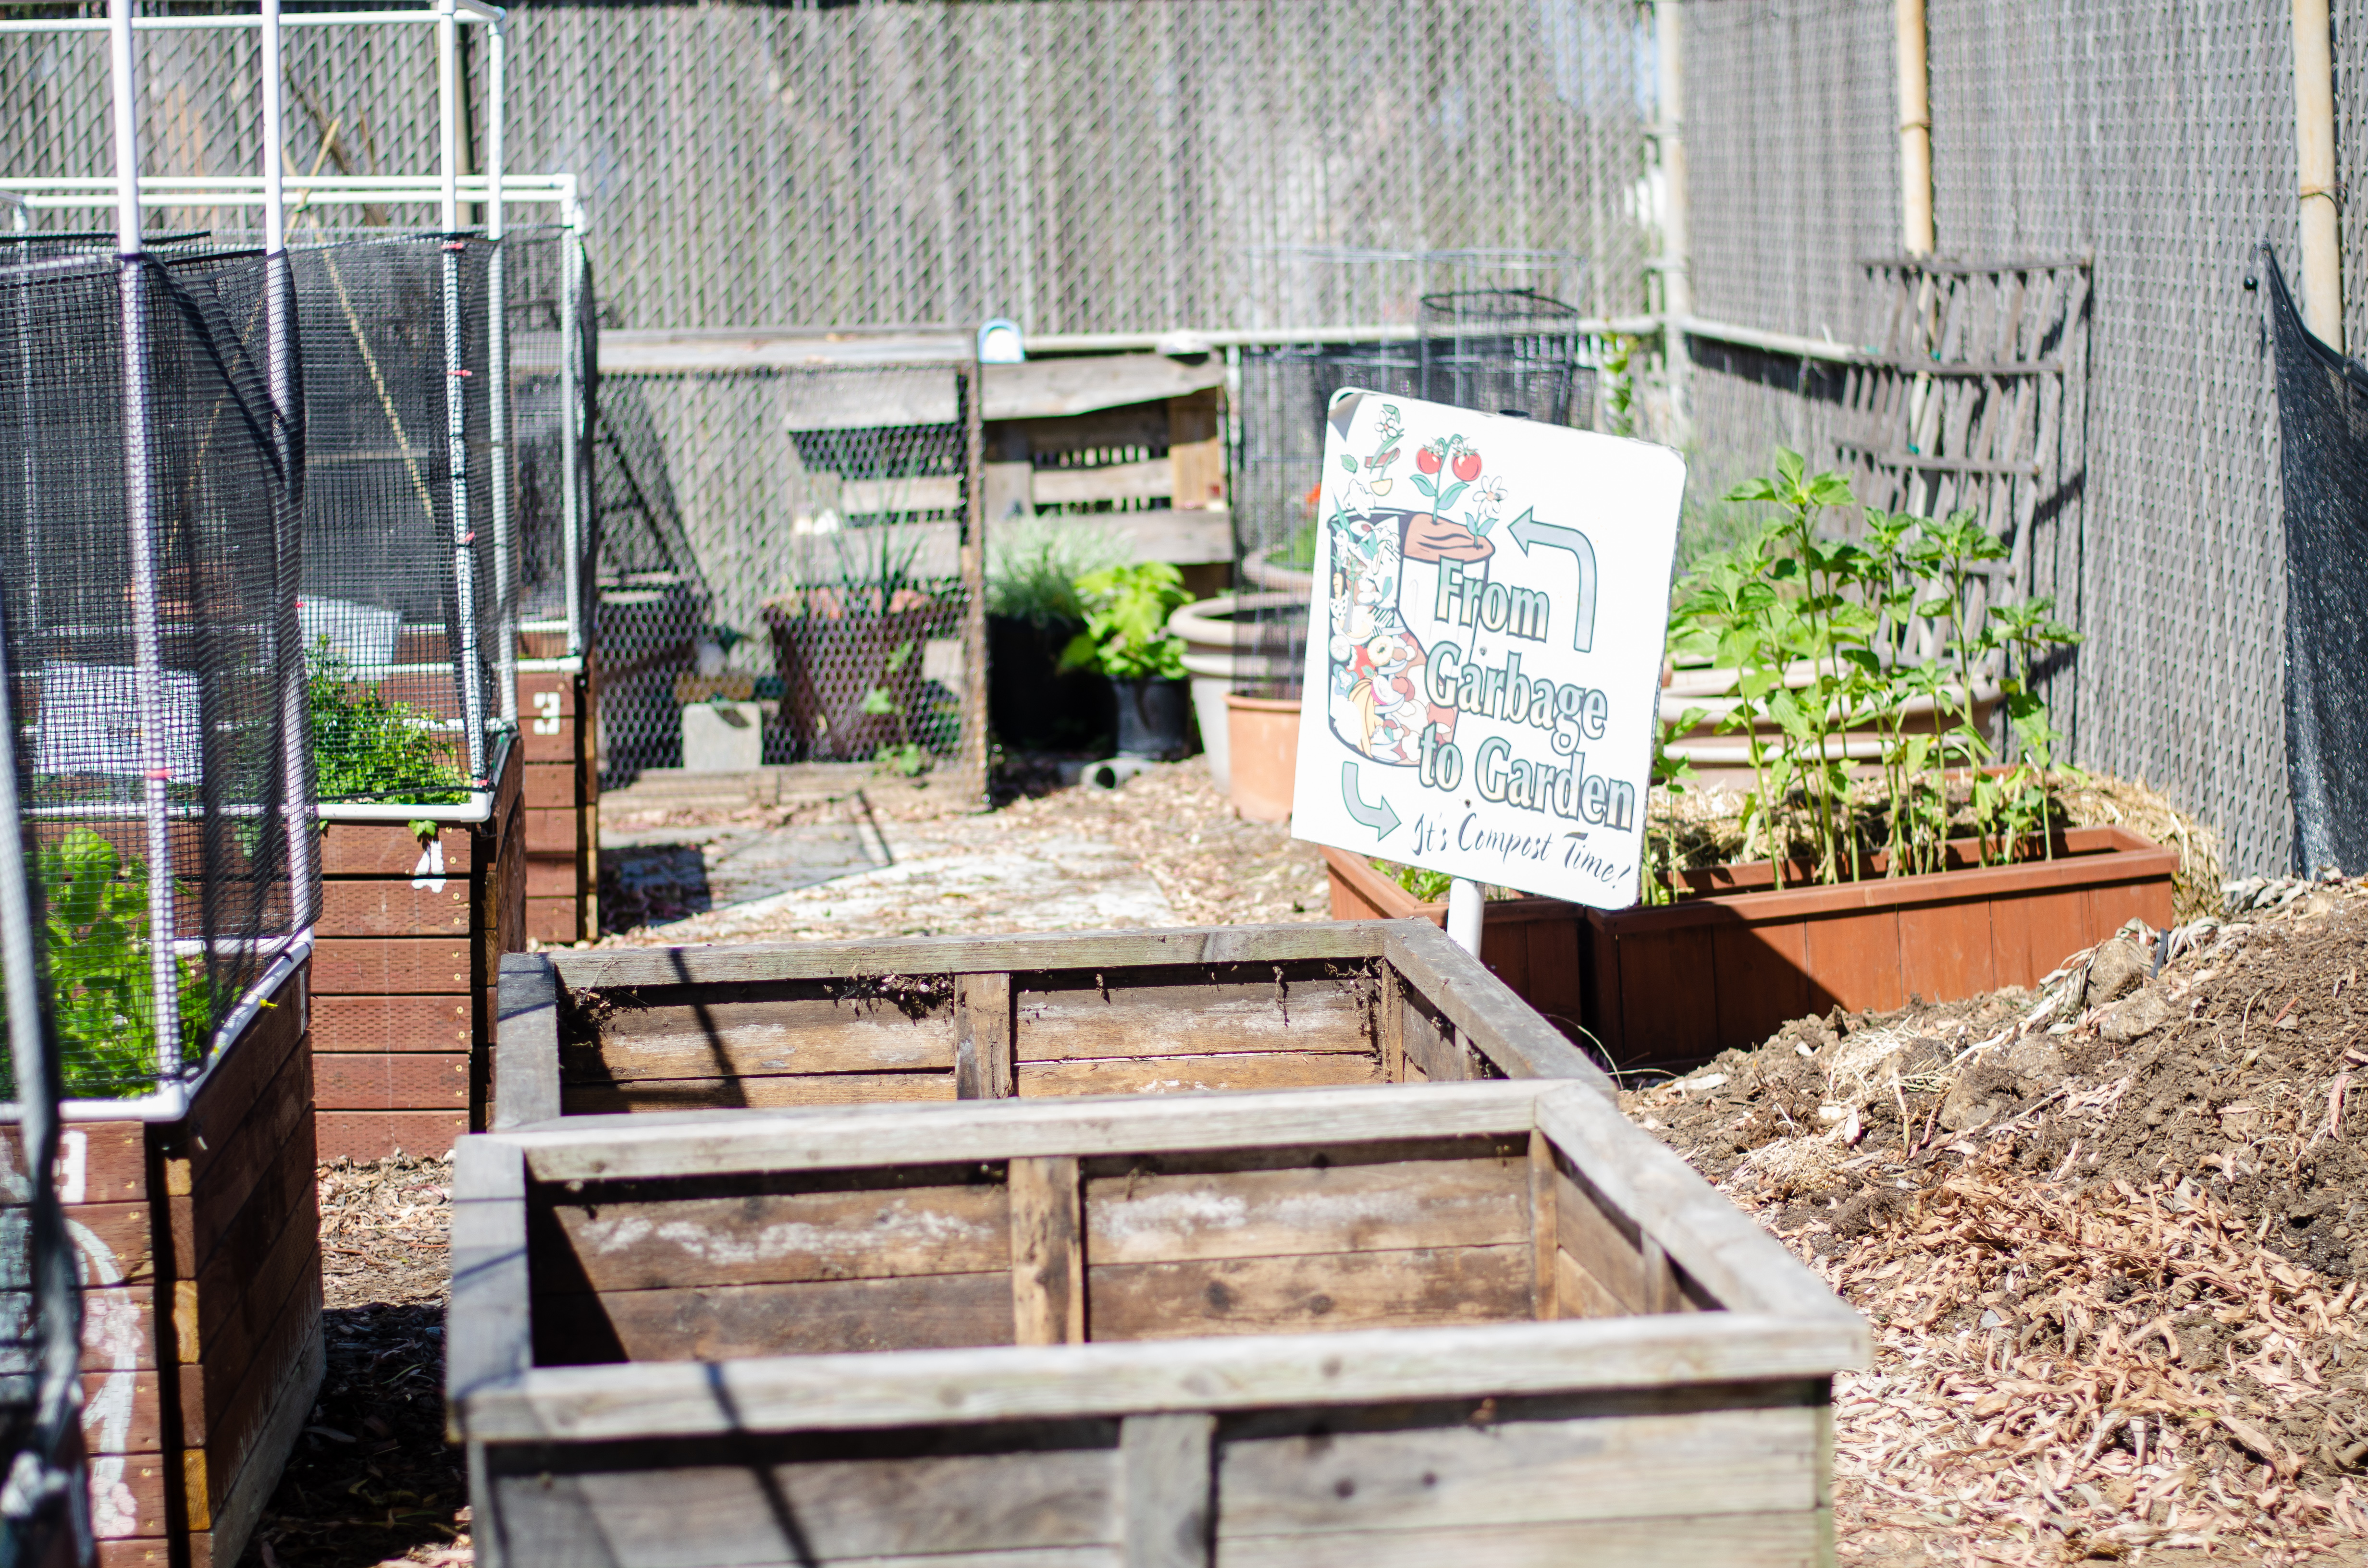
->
[[1289, 390, 1686, 909]]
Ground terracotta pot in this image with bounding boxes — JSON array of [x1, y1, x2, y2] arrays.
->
[[762, 603, 938, 761], [1224, 695, 1301, 823], [1323, 825, 2179, 1071]]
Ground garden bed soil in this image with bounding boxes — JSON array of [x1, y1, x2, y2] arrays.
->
[[1629, 876, 2368, 1564], [312, 739, 526, 1164], [7, 954, 321, 1568]]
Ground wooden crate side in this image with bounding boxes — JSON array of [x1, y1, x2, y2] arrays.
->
[[185, 1292, 323, 1568], [524, 898, 580, 947], [316, 1110, 469, 1164], [311, 937, 474, 995], [581, 993, 960, 1080], [1014, 971, 1376, 1064], [313, 992, 473, 1053], [313, 1051, 469, 1112], [180, 1250, 318, 1505], [562, 1071, 958, 1115], [1019, 1056, 1378, 1097], [316, 877, 473, 939], [318, 821, 479, 878]]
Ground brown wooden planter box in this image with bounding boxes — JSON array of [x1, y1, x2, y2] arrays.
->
[[312, 735, 526, 1162], [1325, 826, 2179, 1071], [492, 920, 1606, 1129], [4, 954, 321, 1568], [448, 1080, 1866, 1567], [518, 661, 598, 946]]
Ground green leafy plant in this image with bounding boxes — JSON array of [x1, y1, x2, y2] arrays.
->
[[780, 521, 937, 621], [1060, 563, 1193, 680], [11, 829, 213, 1099], [987, 518, 1131, 625], [1664, 448, 2083, 894], [1375, 858, 1455, 903], [862, 639, 932, 778], [308, 638, 471, 804]]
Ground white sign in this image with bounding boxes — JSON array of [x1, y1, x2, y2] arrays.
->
[[1289, 391, 1686, 910]]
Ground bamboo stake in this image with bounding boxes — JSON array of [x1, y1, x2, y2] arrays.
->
[[1896, 0, 1935, 255], [2293, 0, 2342, 348]]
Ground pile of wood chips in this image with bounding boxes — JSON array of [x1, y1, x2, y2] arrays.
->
[[1630, 877, 2368, 1564], [251, 1154, 464, 1568]]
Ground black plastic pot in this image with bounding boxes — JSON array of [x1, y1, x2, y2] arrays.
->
[[1112, 675, 1194, 760], [987, 614, 1113, 752]]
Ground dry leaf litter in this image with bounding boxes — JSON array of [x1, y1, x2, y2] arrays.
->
[[1630, 873, 2368, 1564], [244, 1155, 462, 1568]]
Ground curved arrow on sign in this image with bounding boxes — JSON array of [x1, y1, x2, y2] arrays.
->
[[1506, 508, 1598, 653], [1341, 761, 1401, 841]]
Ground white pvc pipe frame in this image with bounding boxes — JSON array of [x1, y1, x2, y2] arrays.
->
[[30, 0, 527, 1082]]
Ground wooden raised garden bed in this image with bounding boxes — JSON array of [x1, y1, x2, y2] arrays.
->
[[312, 734, 526, 1163], [1326, 826, 2179, 1071], [448, 1079, 1867, 1566], [491, 920, 1603, 1130], [7, 950, 321, 1568], [518, 660, 598, 946]]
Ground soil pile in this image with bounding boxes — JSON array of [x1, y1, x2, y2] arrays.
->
[[1629, 876, 2368, 1564]]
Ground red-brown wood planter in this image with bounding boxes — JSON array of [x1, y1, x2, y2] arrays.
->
[[1324, 825, 2179, 1071], [3, 954, 321, 1568], [311, 737, 526, 1162], [517, 660, 597, 946]]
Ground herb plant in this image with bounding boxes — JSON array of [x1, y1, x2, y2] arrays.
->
[[308, 639, 471, 805], [1060, 563, 1193, 680], [862, 638, 930, 777], [5, 828, 213, 1099], [1664, 449, 2083, 894], [987, 519, 1129, 625]]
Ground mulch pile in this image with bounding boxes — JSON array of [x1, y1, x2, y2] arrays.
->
[[1629, 874, 2368, 1564], [244, 1155, 463, 1568]]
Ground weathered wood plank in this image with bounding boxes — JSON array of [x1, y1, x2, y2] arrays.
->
[[1087, 1246, 1531, 1341], [493, 953, 562, 1129], [956, 974, 1015, 1100], [446, 1137, 532, 1442], [1528, 1131, 1558, 1321], [1122, 1413, 1213, 1568], [1378, 968, 1406, 1084], [1017, 1054, 1379, 1098], [546, 926, 1383, 992], [1395, 992, 1467, 1083], [544, 1184, 1010, 1292], [1555, 1249, 1627, 1321], [1015, 979, 1372, 1063], [1215, 1406, 1821, 1536], [488, 1447, 1120, 1567], [458, 1314, 1859, 1442], [508, 1080, 1545, 1184], [563, 1272, 1015, 1361], [561, 1071, 957, 1116], [1211, 1511, 1826, 1567], [1083, 1158, 1525, 1267], [1534, 1087, 1868, 1343], [586, 998, 957, 1078], [1555, 1161, 1652, 1316], [1010, 1157, 1085, 1347], [1379, 923, 1611, 1092]]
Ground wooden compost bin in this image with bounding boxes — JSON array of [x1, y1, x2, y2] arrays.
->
[[448, 1078, 1868, 1567], [4, 951, 321, 1568], [491, 920, 1603, 1130], [1328, 826, 2179, 1071], [518, 660, 597, 946], [312, 735, 526, 1162]]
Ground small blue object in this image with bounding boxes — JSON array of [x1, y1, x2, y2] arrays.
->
[[977, 318, 1025, 364]]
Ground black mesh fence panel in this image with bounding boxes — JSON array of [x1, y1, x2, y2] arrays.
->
[[2265, 245, 2368, 875], [595, 363, 975, 784], [0, 248, 310, 1100], [290, 234, 507, 800]]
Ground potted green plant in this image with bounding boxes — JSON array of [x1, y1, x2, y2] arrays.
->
[[1326, 451, 2182, 1069], [985, 519, 1125, 751], [1061, 562, 1195, 759], [763, 525, 951, 763]]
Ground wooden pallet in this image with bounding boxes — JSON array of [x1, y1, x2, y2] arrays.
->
[[3, 956, 321, 1568], [313, 739, 526, 1162], [518, 663, 597, 945], [449, 1078, 1867, 1567], [491, 920, 1605, 1128]]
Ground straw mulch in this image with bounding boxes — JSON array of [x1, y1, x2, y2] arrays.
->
[[1631, 878, 2368, 1565]]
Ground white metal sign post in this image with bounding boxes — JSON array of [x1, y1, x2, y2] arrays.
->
[[1290, 390, 1685, 950]]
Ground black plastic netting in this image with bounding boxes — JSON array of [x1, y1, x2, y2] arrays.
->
[[0, 247, 311, 1099], [2266, 243, 2368, 876], [1232, 343, 1423, 701], [1417, 288, 1595, 429], [291, 234, 508, 801]]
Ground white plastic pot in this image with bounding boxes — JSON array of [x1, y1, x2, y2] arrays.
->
[[1167, 592, 1300, 794]]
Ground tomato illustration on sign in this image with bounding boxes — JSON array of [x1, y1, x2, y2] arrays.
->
[[1453, 450, 1483, 482], [1415, 447, 1442, 475]]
